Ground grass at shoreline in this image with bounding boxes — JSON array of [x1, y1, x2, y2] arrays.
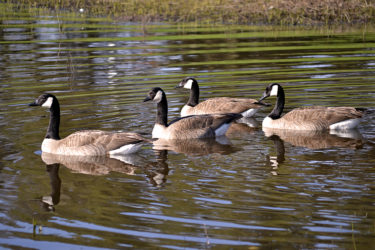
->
[[3, 0, 375, 25]]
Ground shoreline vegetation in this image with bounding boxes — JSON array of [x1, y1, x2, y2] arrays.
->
[[3, 0, 375, 25]]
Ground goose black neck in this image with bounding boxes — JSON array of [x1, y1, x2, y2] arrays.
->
[[156, 93, 168, 126], [46, 98, 61, 140], [269, 86, 285, 119], [187, 82, 199, 107]]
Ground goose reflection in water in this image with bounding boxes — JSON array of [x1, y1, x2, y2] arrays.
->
[[41, 163, 61, 212], [264, 129, 365, 175], [226, 117, 258, 137], [233, 117, 260, 128], [152, 136, 238, 156], [41, 152, 141, 176], [41, 151, 169, 186], [266, 135, 286, 176], [38, 151, 169, 214], [263, 128, 364, 150], [146, 150, 169, 187]]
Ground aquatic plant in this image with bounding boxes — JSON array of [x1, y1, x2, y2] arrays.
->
[[2, 0, 375, 25]]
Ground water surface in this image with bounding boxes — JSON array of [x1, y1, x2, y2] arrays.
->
[[1, 6, 375, 249]]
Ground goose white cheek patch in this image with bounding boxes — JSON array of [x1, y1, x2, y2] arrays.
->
[[270, 85, 279, 96], [42, 97, 53, 108], [153, 90, 163, 103], [184, 79, 193, 89]]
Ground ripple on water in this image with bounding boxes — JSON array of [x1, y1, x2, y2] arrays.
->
[[49, 217, 261, 246]]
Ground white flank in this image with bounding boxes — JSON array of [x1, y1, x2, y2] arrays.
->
[[241, 108, 258, 118], [42, 97, 53, 108], [214, 123, 231, 137], [109, 143, 142, 155], [153, 90, 163, 103], [184, 79, 194, 89], [270, 85, 279, 96], [329, 118, 361, 130]]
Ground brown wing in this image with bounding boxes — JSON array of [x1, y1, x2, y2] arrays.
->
[[60, 130, 107, 147], [99, 132, 149, 151], [282, 106, 363, 128], [61, 130, 148, 151], [193, 97, 262, 114], [169, 113, 242, 131]]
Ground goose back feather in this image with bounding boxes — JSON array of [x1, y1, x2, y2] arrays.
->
[[181, 97, 262, 117]]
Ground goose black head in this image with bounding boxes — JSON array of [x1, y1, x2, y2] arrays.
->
[[29, 93, 58, 109], [143, 87, 165, 103], [176, 77, 197, 89], [259, 83, 282, 102]]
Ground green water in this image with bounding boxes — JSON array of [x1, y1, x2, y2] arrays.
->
[[1, 6, 375, 249]]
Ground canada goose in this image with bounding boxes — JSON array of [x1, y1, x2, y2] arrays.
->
[[176, 77, 268, 117], [258, 83, 365, 130], [143, 87, 242, 139], [29, 93, 149, 156]]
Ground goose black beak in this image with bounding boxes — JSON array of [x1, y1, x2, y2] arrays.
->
[[175, 81, 184, 89], [258, 92, 270, 102], [255, 100, 271, 107], [29, 101, 38, 106], [143, 96, 152, 102]]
